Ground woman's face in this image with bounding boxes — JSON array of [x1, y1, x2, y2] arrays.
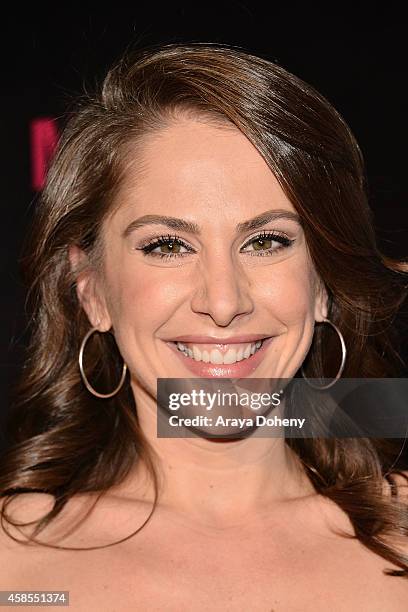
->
[[75, 116, 328, 399]]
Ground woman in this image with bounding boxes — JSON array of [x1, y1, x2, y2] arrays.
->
[[1, 42, 408, 609]]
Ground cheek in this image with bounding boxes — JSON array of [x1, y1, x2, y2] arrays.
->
[[105, 263, 181, 331], [257, 258, 317, 324]]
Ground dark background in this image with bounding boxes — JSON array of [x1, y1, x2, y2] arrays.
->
[[1, 5, 407, 451]]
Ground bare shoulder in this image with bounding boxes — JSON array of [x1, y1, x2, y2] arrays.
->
[[0, 491, 104, 555], [0, 489, 152, 552], [0, 493, 55, 547], [0, 491, 111, 590], [0, 493, 54, 588]]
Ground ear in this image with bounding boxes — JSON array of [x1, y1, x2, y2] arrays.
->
[[68, 245, 112, 331], [314, 277, 329, 322]]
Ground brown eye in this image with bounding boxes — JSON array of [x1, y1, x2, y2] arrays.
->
[[159, 241, 182, 253], [139, 235, 192, 259], [241, 231, 294, 257], [252, 238, 273, 251]]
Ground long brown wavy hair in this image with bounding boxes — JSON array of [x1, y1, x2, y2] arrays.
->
[[1, 42, 408, 575]]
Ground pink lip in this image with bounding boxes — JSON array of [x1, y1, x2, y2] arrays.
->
[[165, 336, 275, 378], [167, 334, 270, 344]]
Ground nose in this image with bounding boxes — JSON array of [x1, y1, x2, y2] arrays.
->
[[190, 252, 254, 327]]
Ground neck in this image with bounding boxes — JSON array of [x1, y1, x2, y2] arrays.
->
[[116, 382, 316, 529]]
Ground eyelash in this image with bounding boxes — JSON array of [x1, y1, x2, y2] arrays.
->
[[136, 231, 295, 260]]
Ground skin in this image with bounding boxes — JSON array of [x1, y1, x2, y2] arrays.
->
[[70, 115, 329, 528]]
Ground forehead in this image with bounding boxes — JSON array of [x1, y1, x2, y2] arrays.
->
[[109, 117, 297, 228]]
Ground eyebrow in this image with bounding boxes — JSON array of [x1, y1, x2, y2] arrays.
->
[[122, 209, 301, 238]]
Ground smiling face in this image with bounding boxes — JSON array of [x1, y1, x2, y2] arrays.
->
[[72, 115, 328, 401]]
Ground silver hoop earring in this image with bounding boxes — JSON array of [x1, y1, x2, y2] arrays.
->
[[301, 318, 346, 390], [79, 327, 127, 398]]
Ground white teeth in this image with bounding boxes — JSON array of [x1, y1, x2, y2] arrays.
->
[[192, 346, 201, 361], [223, 349, 237, 364], [175, 339, 265, 364], [209, 349, 224, 364]]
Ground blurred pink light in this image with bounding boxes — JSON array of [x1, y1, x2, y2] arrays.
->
[[30, 117, 60, 191]]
